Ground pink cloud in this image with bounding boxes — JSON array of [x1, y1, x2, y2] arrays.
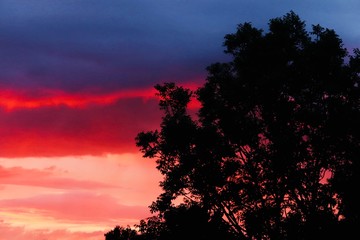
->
[[0, 154, 162, 239], [0, 165, 116, 189], [0, 192, 151, 223], [0, 223, 104, 240]]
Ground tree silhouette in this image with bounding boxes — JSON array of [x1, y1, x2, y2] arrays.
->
[[134, 11, 359, 239], [135, 203, 237, 240], [104, 225, 140, 240]]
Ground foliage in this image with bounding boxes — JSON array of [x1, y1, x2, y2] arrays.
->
[[135, 203, 237, 240], [104, 225, 140, 240], [131, 11, 360, 240]]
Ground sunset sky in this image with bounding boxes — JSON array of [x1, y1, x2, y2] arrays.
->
[[0, 1, 359, 239]]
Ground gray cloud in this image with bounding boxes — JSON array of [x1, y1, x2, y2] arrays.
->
[[0, 0, 359, 91]]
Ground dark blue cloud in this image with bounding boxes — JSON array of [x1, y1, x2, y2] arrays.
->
[[0, 0, 359, 92]]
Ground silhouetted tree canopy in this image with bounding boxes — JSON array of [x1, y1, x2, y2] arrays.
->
[[135, 203, 237, 240], [104, 225, 140, 240], [132, 11, 360, 240]]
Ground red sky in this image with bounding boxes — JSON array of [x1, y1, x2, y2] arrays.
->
[[0, 83, 201, 240], [0, 87, 164, 240], [1, 1, 359, 239]]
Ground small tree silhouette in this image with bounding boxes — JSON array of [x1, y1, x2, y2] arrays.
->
[[104, 225, 139, 240]]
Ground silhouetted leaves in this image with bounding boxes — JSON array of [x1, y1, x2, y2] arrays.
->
[[104, 226, 140, 240], [123, 11, 360, 240]]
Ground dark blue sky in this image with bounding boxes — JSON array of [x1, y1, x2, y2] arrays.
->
[[1, 0, 359, 92]]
